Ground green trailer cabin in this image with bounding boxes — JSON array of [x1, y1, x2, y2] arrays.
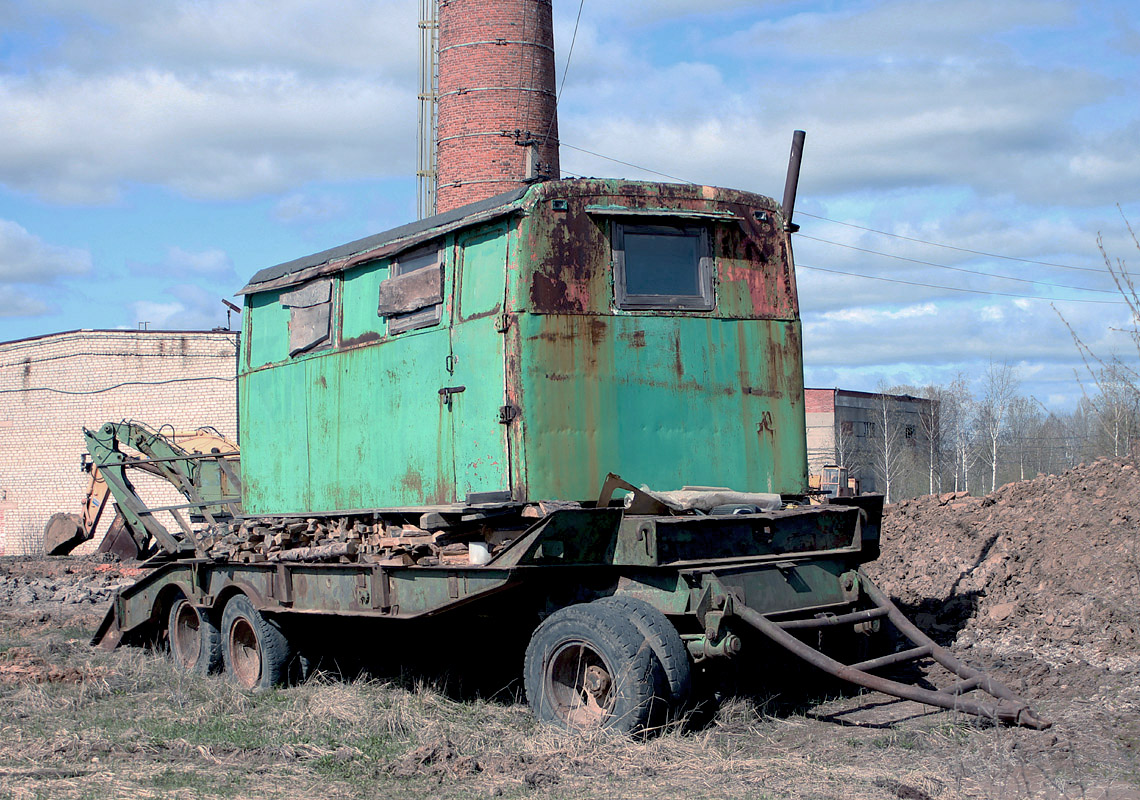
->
[[237, 178, 807, 515]]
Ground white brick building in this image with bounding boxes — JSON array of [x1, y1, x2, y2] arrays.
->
[[0, 329, 238, 555]]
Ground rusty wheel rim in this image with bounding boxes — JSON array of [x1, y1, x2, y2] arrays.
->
[[228, 616, 261, 689], [547, 640, 615, 728], [171, 603, 202, 669]]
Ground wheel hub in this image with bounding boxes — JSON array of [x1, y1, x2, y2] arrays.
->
[[228, 617, 262, 689]]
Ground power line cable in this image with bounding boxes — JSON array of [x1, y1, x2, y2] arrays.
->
[[796, 263, 1125, 304], [797, 234, 1116, 294], [560, 142, 695, 183], [797, 212, 1102, 273], [543, 0, 585, 149], [0, 375, 236, 397], [559, 142, 1106, 276]]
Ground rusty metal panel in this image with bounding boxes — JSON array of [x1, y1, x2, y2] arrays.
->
[[513, 313, 807, 500], [239, 178, 806, 516]]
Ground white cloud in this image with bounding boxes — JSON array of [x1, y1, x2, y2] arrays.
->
[[273, 192, 349, 225], [0, 219, 92, 282], [165, 246, 234, 276], [821, 303, 939, 324], [0, 287, 50, 318], [131, 284, 230, 330], [0, 69, 414, 203]]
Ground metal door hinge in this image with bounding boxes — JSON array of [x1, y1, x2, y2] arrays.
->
[[496, 313, 511, 333], [499, 405, 518, 424]]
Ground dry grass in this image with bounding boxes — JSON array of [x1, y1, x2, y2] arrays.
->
[[0, 605, 1136, 800]]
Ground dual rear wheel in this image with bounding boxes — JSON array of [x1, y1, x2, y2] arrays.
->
[[523, 597, 692, 735], [167, 593, 297, 691]]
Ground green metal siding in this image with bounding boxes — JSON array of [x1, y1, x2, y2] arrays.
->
[[238, 180, 808, 514], [514, 313, 807, 500], [247, 290, 291, 368], [341, 261, 391, 344], [450, 224, 511, 499]]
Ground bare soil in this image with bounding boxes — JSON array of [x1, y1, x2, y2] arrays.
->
[[1, 458, 1139, 799]]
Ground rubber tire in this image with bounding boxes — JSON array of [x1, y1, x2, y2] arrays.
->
[[167, 597, 222, 675], [221, 594, 294, 691], [524, 602, 664, 735], [595, 595, 692, 714]]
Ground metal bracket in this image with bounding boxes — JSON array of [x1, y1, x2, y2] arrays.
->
[[495, 313, 511, 333], [439, 385, 466, 410], [498, 405, 518, 424]]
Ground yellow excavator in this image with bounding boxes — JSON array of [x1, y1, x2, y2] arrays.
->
[[44, 422, 240, 558]]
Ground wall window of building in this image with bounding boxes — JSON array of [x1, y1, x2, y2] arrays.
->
[[612, 223, 713, 310], [379, 244, 445, 334], [281, 278, 334, 357]]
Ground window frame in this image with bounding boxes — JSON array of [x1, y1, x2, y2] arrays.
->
[[612, 222, 714, 311], [386, 243, 445, 335]]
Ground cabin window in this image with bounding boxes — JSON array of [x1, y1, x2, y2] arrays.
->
[[613, 223, 713, 310], [378, 244, 444, 333], [280, 278, 333, 356]]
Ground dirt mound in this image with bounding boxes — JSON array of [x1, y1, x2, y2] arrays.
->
[[865, 457, 1140, 683]]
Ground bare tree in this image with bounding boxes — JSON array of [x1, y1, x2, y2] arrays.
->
[[1006, 395, 1041, 481], [976, 361, 1018, 493], [1056, 212, 1140, 455], [1090, 363, 1140, 457], [872, 383, 904, 503], [917, 383, 946, 495], [942, 374, 974, 493]]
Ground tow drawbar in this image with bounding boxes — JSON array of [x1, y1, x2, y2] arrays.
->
[[734, 571, 1050, 729]]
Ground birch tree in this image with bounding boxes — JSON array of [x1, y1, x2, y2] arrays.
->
[[976, 361, 1018, 493]]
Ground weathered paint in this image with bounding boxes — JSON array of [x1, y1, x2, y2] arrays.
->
[[239, 178, 807, 514]]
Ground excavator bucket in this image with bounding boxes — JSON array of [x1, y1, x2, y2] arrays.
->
[[43, 512, 88, 556], [95, 510, 149, 560]]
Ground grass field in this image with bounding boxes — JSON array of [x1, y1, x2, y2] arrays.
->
[[1, 599, 1137, 800]]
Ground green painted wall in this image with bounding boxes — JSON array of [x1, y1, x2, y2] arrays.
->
[[513, 314, 806, 500], [238, 181, 808, 514]]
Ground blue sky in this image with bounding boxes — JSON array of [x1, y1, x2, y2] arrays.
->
[[1, 0, 1138, 410]]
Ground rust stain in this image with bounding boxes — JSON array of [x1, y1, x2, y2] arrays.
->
[[588, 318, 607, 348], [340, 330, 382, 349], [316, 375, 327, 388], [401, 468, 424, 495], [620, 329, 646, 348]]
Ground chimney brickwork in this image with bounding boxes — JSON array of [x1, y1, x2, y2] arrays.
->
[[436, 0, 560, 213]]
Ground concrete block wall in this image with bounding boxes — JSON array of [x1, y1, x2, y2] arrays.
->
[[0, 330, 238, 555]]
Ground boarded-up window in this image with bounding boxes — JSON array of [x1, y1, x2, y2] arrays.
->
[[378, 245, 444, 334], [281, 278, 333, 356]]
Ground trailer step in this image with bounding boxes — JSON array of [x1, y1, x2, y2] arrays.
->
[[733, 571, 1050, 729]]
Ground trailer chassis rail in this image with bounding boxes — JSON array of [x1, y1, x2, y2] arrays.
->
[[734, 570, 1050, 729]]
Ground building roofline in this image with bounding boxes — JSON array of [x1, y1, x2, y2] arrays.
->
[[0, 328, 239, 348], [804, 386, 929, 403]]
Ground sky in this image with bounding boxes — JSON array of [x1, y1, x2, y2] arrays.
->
[[1, 0, 1138, 411]]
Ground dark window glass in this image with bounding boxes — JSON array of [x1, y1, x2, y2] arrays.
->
[[624, 231, 702, 295], [614, 223, 712, 310]]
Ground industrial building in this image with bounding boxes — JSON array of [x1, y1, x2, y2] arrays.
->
[[0, 329, 238, 555], [805, 387, 934, 494]]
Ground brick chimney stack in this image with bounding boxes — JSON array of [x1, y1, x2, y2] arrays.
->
[[435, 0, 560, 213]]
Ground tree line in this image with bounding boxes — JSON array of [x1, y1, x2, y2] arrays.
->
[[836, 362, 1139, 503]]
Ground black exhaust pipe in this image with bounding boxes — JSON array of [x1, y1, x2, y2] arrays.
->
[[781, 130, 806, 233]]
